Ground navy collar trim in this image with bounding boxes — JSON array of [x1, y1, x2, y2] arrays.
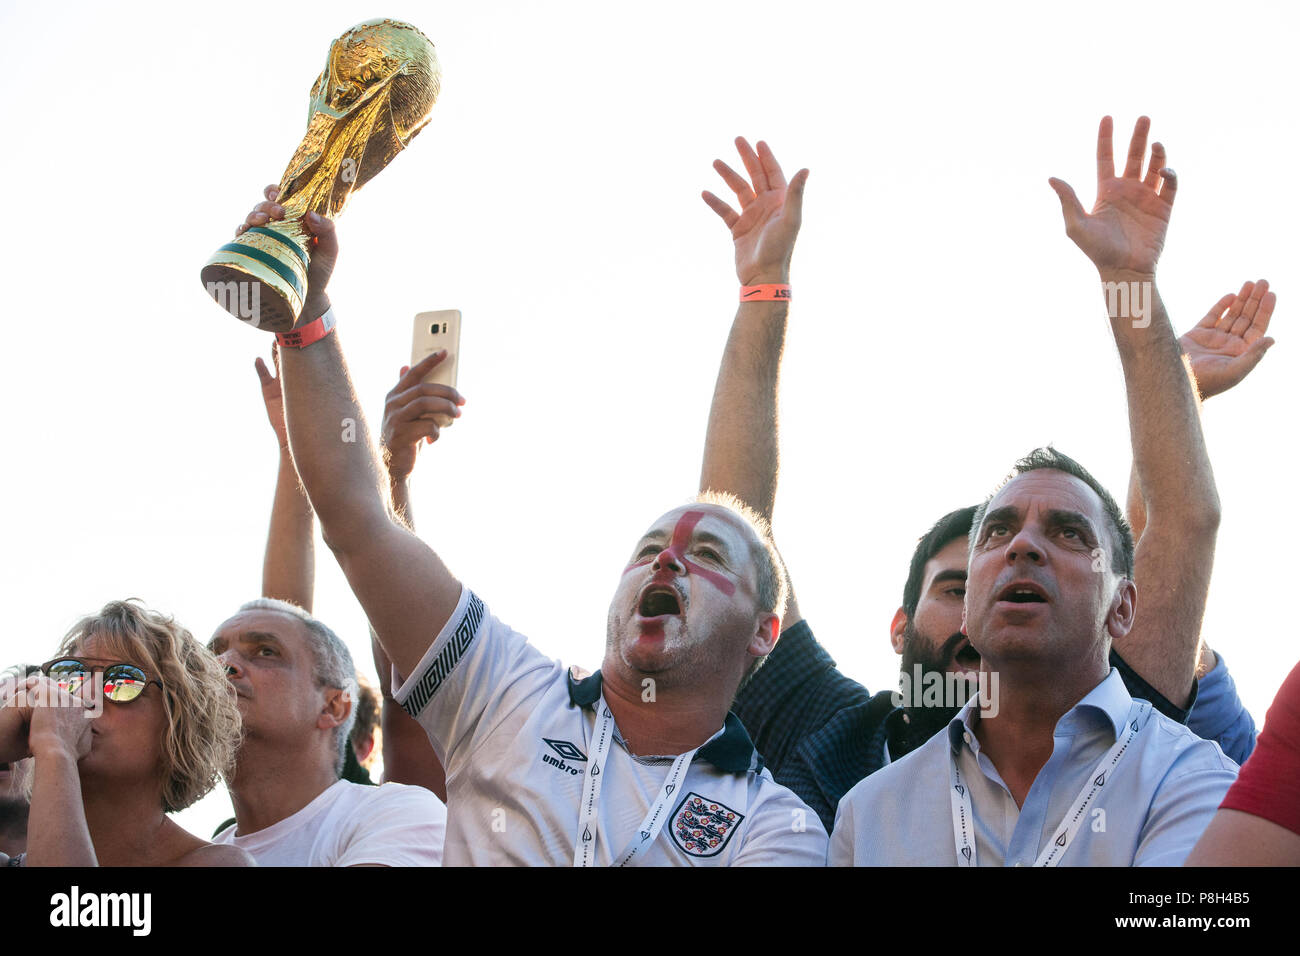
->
[[566, 668, 763, 775]]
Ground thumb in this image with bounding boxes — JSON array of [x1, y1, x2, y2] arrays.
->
[[1237, 336, 1275, 376], [255, 356, 274, 387], [786, 168, 809, 225], [1048, 177, 1086, 232], [305, 211, 338, 260]]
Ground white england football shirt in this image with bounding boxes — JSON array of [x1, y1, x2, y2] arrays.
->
[[392, 586, 828, 866]]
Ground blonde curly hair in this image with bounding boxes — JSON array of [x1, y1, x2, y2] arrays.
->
[[57, 600, 241, 813]]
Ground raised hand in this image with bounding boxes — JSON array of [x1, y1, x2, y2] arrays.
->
[[1181, 280, 1277, 399], [24, 677, 93, 762], [254, 343, 289, 450], [381, 351, 466, 483], [702, 137, 808, 285], [237, 184, 338, 320], [1049, 116, 1175, 276]]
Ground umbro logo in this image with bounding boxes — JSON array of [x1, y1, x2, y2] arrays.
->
[[541, 738, 587, 776], [545, 739, 587, 761]]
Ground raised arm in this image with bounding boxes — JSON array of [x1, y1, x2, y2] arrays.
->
[[371, 361, 464, 799], [1127, 281, 1276, 676], [12, 677, 97, 866], [1050, 116, 1220, 708], [699, 137, 807, 627], [256, 343, 315, 609], [240, 189, 465, 680]]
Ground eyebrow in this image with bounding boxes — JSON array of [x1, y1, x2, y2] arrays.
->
[[634, 529, 734, 558], [978, 506, 1020, 535], [209, 631, 284, 652], [927, 569, 968, 590], [1044, 509, 1099, 540]]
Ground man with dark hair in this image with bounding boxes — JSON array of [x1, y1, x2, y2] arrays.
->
[[711, 119, 1259, 834], [832, 116, 1239, 865]]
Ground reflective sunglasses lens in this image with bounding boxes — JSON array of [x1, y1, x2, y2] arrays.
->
[[103, 665, 148, 702], [46, 659, 90, 694]]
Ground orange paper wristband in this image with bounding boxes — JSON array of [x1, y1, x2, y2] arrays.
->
[[739, 284, 791, 302], [276, 307, 337, 349]]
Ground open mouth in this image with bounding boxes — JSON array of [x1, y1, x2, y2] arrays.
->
[[638, 586, 682, 618], [996, 583, 1048, 604]]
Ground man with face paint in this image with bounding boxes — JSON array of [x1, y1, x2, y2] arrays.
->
[[234, 154, 827, 865], [705, 125, 1259, 836], [830, 117, 1240, 865]]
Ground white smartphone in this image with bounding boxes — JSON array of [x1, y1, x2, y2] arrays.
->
[[411, 309, 462, 426]]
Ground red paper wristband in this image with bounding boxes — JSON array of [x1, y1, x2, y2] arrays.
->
[[276, 307, 337, 349], [740, 284, 791, 302]]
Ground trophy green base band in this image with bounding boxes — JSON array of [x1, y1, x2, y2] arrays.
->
[[200, 222, 310, 333]]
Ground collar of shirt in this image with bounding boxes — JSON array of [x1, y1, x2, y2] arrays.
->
[[946, 666, 1131, 758], [566, 668, 765, 774]]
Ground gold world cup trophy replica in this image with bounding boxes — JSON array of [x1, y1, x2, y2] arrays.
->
[[201, 19, 439, 332]]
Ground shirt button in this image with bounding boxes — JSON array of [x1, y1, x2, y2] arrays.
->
[[963, 732, 972, 744]]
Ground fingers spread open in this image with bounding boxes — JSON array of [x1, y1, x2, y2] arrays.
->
[[756, 140, 787, 191], [1157, 167, 1177, 205], [1096, 115, 1115, 182], [1143, 142, 1166, 189], [713, 159, 754, 205], [1048, 177, 1086, 233], [736, 137, 768, 193], [1124, 116, 1151, 179], [702, 190, 740, 229]]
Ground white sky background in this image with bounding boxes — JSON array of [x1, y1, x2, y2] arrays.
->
[[2, 0, 1296, 839]]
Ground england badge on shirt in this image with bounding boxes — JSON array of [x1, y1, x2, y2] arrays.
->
[[670, 793, 744, 858]]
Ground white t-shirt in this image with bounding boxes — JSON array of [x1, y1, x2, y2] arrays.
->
[[392, 586, 828, 866], [213, 780, 446, 866]]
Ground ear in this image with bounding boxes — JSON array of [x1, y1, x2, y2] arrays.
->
[[352, 731, 375, 765], [749, 613, 780, 658], [317, 686, 352, 731], [1104, 577, 1138, 642], [889, 607, 908, 655]]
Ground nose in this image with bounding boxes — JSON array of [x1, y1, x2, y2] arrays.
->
[[1005, 527, 1044, 565], [219, 652, 243, 680], [652, 546, 685, 574]]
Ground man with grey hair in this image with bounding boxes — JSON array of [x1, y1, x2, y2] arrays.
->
[[209, 599, 446, 866]]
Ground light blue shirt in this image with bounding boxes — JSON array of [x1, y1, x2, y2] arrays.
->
[[830, 668, 1239, 866]]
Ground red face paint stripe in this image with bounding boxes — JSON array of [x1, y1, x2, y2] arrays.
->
[[671, 510, 736, 596]]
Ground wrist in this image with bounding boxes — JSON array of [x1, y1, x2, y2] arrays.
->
[[302, 294, 331, 321], [1096, 267, 1156, 284], [741, 269, 790, 286], [29, 737, 82, 764]]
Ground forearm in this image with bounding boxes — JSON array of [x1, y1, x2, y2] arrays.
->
[[698, 300, 789, 521], [262, 448, 316, 609], [279, 330, 393, 554], [390, 476, 415, 532], [26, 750, 97, 866], [1106, 272, 1220, 529]]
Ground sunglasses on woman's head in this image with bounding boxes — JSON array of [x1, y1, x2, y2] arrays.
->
[[39, 657, 163, 703]]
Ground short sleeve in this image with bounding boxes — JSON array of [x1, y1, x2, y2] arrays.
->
[[390, 586, 562, 769], [333, 784, 447, 867], [1218, 659, 1300, 836]]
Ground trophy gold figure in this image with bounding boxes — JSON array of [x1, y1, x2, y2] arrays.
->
[[201, 19, 440, 332]]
